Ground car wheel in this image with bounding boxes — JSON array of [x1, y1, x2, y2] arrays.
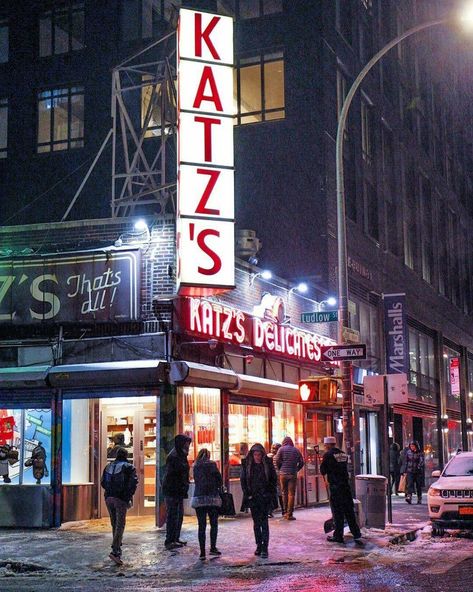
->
[[432, 526, 445, 537]]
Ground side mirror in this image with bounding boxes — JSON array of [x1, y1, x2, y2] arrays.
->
[[431, 470, 441, 478]]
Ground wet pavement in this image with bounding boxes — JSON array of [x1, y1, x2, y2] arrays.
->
[[1, 498, 471, 591]]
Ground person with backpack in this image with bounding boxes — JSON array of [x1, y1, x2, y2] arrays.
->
[[162, 434, 192, 550], [101, 447, 138, 566], [191, 448, 223, 560]]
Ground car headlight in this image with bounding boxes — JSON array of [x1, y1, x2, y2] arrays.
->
[[428, 487, 442, 497]]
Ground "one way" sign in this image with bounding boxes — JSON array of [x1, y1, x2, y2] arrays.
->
[[320, 344, 367, 362]]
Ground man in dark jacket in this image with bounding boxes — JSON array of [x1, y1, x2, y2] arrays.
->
[[320, 436, 362, 545], [162, 434, 192, 550], [389, 442, 401, 495], [400, 440, 424, 504], [274, 436, 304, 520], [101, 447, 138, 565]]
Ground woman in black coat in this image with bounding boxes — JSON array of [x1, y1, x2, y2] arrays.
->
[[191, 448, 223, 560], [240, 443, 277, 558]]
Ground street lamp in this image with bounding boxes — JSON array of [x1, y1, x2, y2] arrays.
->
[[289, 282, 308, 296], [335, 12, 466, 480]]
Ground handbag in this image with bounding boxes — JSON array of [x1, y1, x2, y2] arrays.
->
[[218, 488, 236, 516], [398, 473, 407, 493]]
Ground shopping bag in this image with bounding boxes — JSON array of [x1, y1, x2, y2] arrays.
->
[[218, 490, 236, 516], [398, 474, 407, 493]]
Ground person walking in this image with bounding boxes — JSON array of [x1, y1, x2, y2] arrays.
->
[[320, 436, 362, 545], [101, 447, 138, 565], [240, 443, 277, 558], [267, 443, 283, 517], [162, 434, 192, 550], [274, 436, 304, 520], [400, 440, 425, 504], [389, 442, 401, 495], [191, 448, 223, 561]]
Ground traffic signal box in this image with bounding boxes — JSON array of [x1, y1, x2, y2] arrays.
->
[[298, 376, 339, 404]]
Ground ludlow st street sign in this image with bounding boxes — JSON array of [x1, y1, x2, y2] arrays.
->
[[301, 310, 339, 323]]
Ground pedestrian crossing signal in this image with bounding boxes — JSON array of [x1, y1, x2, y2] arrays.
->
[[298, 377, 339, 404]]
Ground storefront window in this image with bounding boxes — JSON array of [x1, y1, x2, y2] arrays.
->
[[62, 399, 91, 484], [423, 416, 440, 486], [272, 401, 304, 450], [180, 387, 221, 470], [0, 408, 51, 485], [228, 402, 269, 478], [447, 419, 462, 459]]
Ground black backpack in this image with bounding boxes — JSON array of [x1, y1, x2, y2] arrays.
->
[[102, 461, 128, 498]]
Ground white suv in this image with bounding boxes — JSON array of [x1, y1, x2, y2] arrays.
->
[[428, 451, 473, 536]]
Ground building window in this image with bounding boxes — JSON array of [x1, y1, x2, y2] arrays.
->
[[234, 52, 285, 125], [420, 176, 434, 284], [382, 126, 399, 255], [37, 86, 84, 153], [228, 402, 269, 478], [238, 0, 282, 19], [361, 99, 374, 164], [0, 19, 8, 63], [404, 164, 417, 270], [408, 328, 436, 402], [365, 181, 379, 242], [0, 98, 7, 159], [39, 1, 85, 57], [350, 300, 380, 373], [272, 401, 304, 451]]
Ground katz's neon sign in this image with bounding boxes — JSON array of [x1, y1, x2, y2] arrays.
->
[[177, 9, 235, 295], [180, 298, 336, 364]]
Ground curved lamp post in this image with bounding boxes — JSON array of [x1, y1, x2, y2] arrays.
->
[[336, 17, 453, 481]]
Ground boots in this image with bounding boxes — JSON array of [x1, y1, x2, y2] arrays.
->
[[417, 497, 422, 505], [405, 494, 412, 504]]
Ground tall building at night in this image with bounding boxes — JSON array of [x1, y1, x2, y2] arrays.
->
[[0, 1, 473, 526]]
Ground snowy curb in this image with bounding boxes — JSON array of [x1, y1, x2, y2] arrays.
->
[[388, 526, 424, 545]]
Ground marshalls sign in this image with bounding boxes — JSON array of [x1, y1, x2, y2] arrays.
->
[[177, 9, 235, 295]]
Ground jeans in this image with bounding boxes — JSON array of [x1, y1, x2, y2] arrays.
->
[[406, 472, 423, 499], [280, 474, 297, 517], [105, 496, 128, 557], [250, 496, 270, 550], [330, 485, 361, 541], [165, 497, 184, 545], [195, 506, 219, 554]]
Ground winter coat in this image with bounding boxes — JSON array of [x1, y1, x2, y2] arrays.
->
[[162, 435, 192, 499], [274, 436, 304, 476], [191, 460, 223, 508], [400, 444, 424, 475], [320, 447, 351, 491], [240, 444, 278, 511], [101, 460, 138, 503], [389, 443, 401, 473]]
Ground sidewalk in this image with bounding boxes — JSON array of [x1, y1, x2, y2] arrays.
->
[[0, 497, 428, 579]]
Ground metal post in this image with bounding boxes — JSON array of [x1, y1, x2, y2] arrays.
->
[[384, 376, 393, 523], [336, 17, 447, 484]]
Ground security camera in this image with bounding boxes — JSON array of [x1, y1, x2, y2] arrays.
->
[[208, 339, 219, 350]]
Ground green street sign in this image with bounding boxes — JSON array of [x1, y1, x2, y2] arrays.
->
[[301, 310, 339, 323]]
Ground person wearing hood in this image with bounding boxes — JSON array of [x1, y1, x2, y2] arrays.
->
[[400, 440, 425, 504], [274, 436, 304, 520], [162, 434, 192, 550], [240, 443, 277, 558], [320, 436, 362, 545]]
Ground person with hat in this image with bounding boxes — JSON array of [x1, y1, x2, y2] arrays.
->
[[320, 436, 362, 545]]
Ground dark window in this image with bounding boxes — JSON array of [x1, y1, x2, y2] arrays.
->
[[235, 52, 285, 125], [420, 176, 433, 284], [437, 196, 448, 296], [404, 164, 417, 269], [365, 182, 379, 241], [0, 19, 8, 63], [39, 1, 85, 57], [382, 127, 398, 255], [361, 100, 374, 164], [336, 0, 352, 45], [0, 98, 7, 158], [239, 0, 282, 19], [37, 86, 84, 153]]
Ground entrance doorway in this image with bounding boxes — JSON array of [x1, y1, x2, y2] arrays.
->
[[100, 398, 157, 517], [304, 410, 333, 504]]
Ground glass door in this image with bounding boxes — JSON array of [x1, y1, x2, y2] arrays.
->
[[304, 411, 332, 504], [100, 399, 156, 517]]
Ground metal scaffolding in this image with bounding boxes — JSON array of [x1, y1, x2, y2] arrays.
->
[[111, 32, 177, 218]]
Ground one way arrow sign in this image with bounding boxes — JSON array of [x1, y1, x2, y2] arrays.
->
[[320, 344, 367, 362]]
